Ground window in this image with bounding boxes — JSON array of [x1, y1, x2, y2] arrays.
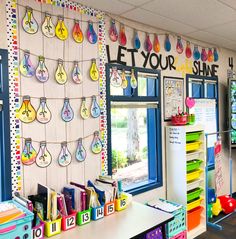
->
[[106, 64, 162, 195]]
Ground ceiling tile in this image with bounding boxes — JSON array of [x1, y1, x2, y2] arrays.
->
[[218, 0, 236, 10], [75, 0, 135, 15], [119, 0, 153, 7], [121, 8, 197, 34], [142, 0, 236, 29]]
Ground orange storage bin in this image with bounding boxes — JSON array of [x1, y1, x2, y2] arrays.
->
[[187, 206, 203, 231]]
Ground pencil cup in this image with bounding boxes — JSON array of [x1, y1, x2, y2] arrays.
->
[[115, 194, 128, 211], [32, 220, 44, 239], [76, 208, 92, 225], [104, 201, 115, 216], [91, 205, 104, 220], [61, 211, 77, 231], [44, 217, 62, 237]]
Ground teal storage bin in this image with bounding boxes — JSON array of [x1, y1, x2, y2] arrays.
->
[[0, 200, 34, 239]]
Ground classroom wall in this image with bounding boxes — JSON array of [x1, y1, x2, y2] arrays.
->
[[0, 0, 235, 202]]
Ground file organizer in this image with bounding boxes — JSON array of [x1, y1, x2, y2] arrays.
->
[[44, 217, 62, 237], [91, 205, 104, 220], [104, 201, 115, 216], [76, 208, 92, 226], [61, 211, 77, 231], [115, 194, 128, 211], [32, 220, 44, 239]]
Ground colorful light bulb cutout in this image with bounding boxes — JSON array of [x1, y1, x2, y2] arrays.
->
[[176, 36, 184, 54], [144, 34, 152, 52], [22, 6, 38, 34], [72, 20, 84, 43], [21, 138, 37, 165], [193, 45, 200, 61], [42, 12, 55, 38], [119, 24, 127, 46], [58, 142, 72, 167], [61, 98, 74, 122], [18, 95, 36, 123], [87, 21, 97, 44], [208, 48, 213, 62], [110, 67, 122, 87], [133, 31, 141, 49], [35, 56, 49, 83], [72, 61, 82, 84], [109, 19, 118, 42], [20, 50, 35, 77], [213, 48, 219, 62], [90, 58, 99, 81], [185, 41, 192, 58], [121, 70, 128, 89], [55, 16, 68, 41], [91, 131, 102, 154], [55, 59, 67, 85], [153, 34, 160, 53], [36, 141, 52, 168], [201, 48, 207, 62], [164, 34, 171, 52], [75, 138, 86, 162], [91, 95, 101, 118], [80, 97, 90, 119], [36, 97, 52, 124], [131, 69, 137, 89]]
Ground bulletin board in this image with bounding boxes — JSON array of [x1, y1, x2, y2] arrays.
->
[[6, 0, 107, 196]]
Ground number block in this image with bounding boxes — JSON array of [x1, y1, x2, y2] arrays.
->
[[104, 201, 115, 216], [44, 217, 62, 237], [61, 211, 77, 231], [91, 205, 104, 220], [32, 220, 44, 239], [76, 208, 91, 226], [115, 195, 128, 211]]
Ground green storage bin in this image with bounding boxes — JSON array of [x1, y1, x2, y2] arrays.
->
[[186, 159, 203, 172], [187, 187, 203, 202], [186, 132, 201, 142]]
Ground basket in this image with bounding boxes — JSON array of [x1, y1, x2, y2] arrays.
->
[[186, 169, 203, 182], [187, 114, 195, 125], [187, 197, 203, 211], [168, 230, 186, 239], [171, 115, 188, 126], [186, 132, 201, 142], [187, 206, 203, 231], [0, 200, 34, 239], [145, 226, 163, 239], [186, 160, 203, 172], [187, 188, 203, 202]]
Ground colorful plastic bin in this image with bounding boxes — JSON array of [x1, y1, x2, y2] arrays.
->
[[91, 205, 104, 220], [187, 197, 203, 211], [32, 220, 44, 239], [44, 217, 62, 237], [76, 208, 91, 226], [145, 226, 163, 239], [186, 141, 201, 152], [168, 230, 186, 239], [187, 188, 203, 202], [104, 201, 115, 216], [61, 211, 77, 231], [186, 132, 201, 142], [186, 169, 203, 182], [0, 200, 34, 239], [115, 194, 128, 211], [187, 206, 203, 231], [186, 160, 203, 172]]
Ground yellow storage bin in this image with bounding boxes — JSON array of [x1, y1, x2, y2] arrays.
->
[[187, 169, 203, 182], [187, 197, 203, 211], [186, 141, 201, 152]]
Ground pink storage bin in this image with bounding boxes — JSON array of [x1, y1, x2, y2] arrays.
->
[[169, 230, 186, 239]]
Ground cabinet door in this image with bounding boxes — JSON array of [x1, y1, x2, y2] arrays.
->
[[0, 49, 11, 201]]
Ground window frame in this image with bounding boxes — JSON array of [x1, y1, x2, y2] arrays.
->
[[106, 63, 162, 195]]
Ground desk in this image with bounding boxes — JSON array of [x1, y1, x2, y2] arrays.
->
[[54, 201, 173, 239]]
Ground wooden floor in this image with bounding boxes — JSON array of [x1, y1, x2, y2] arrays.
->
[[196, 213, 236, 239]]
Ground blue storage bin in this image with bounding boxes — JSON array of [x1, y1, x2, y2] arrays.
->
[[0, 200, 34, 239]]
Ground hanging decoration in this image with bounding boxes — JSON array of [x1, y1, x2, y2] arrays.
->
[[119, 24, 127, 46], [185, 41, 192, 58], [75, 138, 86, 162], [35, 56, 49, 83], [41, 12, 55, 38], [71, 61, 82, 84], [55, 59, 67, 85], [18, 95, 36, 123], [87, 21, 97, 44], [213, 48, 219, 62], [21, 138, 37, 165], [201, 48, 208, 62], [130, 69, 137, 89], [61, 98, 74, 122], [80, 97, 90, 119], [55, 16, 68, 41], [153, 34, 160, 53], [35, 141, 52, 168], [20, 50, 35, 77], [90, 58, 99, 81], [164, 34, 171, 52], [110, 67, 122, 87], [176, 36, 184, 54], [193, 45, 201, 61], [58, 142, 72, 167], [109, 19, 118, 42], [121, 70, 128, 89], [90, 95, 101, 118], [208, 48, 213, 62], [22, 6, 38, 34], [144, 33, 152, 52], [133, 30, 141, 50], [91, 131, 103, 154], [36, 97, 52, 124], [72, 20, 84, 43]]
